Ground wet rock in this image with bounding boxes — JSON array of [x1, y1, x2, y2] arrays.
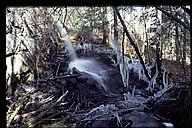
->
[[90, 118, 119, 128], [77, 76, 88, 83], [122, 110, 162, 127], [72, 67, 81, 74], [86, 79, 99, 91], [66, 77, 78, 85], [85, 78, 95, 86], [59, 62, 69, 72]]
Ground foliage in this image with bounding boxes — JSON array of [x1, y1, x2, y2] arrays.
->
[[68, 7, 104, 33]]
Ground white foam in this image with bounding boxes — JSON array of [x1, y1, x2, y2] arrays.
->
[[69, 59, 107, 91], [162, 122, 174, 128]]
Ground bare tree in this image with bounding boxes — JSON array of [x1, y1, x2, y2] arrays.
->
[[181, 12, 188, 82], [181, 5, 191, 16], [114, 7, 151, 81], [63, 7, 67, 24], [175, 22, 181, 62], [142, 8, 150, 62], [102, 7, 107, 44], [155, 6, 190, 31], [113, 7, 118, 41]]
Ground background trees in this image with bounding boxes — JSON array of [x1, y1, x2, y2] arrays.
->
[[111, 6, 190, 83], [6, 6, 191, 128], [6, 6, 191, 89]]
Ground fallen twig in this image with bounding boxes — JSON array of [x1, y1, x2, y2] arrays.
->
[[37, 74, 81, 83], [57, 90, 69, 103], [7, 105, 21, 127], [22, 90, 68, 127], [39, 95, 55, 104], [13, 110, 36, 122], [55, 63, 61, 77]]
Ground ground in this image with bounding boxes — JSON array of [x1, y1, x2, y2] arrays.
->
[[6, 43, 191, 128]]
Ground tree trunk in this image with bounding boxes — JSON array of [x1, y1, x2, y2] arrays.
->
[[122, 31, 125, 93], [182, 28, 187, 82], [182, 12, 187, 82], [142, 9, 150, 63], [155, 6, 190, 31], [114, 7, 151, 81], [175, 22, 181, 62], [182, 12, 188, 64], [155, 9, 162, 87], [63, 7, 67, 24], [160, 6, 168, 61], [181, 6, 191, 16], [32, 9, 39, 80], [10, 9, 17, 96], [113, 8, 118, 41], [102, 7, 107, 44]]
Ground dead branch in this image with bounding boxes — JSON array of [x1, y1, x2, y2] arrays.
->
[[114, 7, 151, 81], [55, 63, 60, 77], [13, 110, 36, 122], [23, 18, 35, 37], [6, 44, 20, 57], [7, 105, 21, 127], [63, 7, 67, 24], [181, 6, 191, 16], [155, 6, 190, 31], [36, 74, 81, 83], [50, 7, 60, 15], [6, 52, 16, 57], [11, 23, 22, 30], [23, 91, 68, 127]]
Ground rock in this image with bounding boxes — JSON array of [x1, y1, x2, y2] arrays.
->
[[66, 77, 78, 85], [59, 62, 69, 72], [60, 79, 67, 86], [122, 110, 162, 127], [86, 79, 98, 90], [77, 76, 88, 83], [72, 67, 81, 74], [91, 118, 118, 128]]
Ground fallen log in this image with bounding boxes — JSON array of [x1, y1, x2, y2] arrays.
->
[[36, 74, 81, 83]]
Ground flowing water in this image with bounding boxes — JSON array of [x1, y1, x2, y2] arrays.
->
[[69, 59, 108, 91], [64, 35, 77, 60], [58, 24, 108, 92]]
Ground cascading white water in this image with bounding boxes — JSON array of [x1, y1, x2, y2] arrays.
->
[[56, 21, 108, 92], [56, 21, 77, 60], [69, 59, 108, 91], [64, 35, 77, 60]]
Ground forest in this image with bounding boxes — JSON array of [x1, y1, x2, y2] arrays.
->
[[6, 6, 191, 128]]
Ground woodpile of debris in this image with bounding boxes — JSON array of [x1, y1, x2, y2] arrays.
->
[[6, 45, 191, 128]]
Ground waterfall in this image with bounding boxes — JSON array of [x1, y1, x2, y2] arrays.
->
[[56, 21, 108, 92], [69, 59, 108, 91], [56, 21, 77, 60], [64, 35, 77, 60]]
